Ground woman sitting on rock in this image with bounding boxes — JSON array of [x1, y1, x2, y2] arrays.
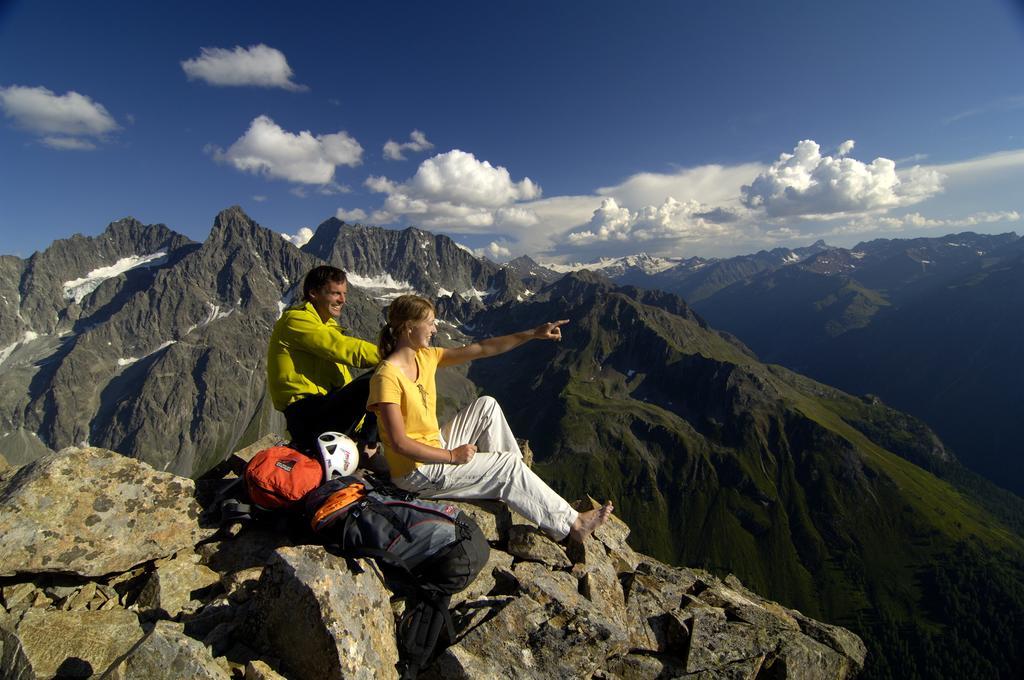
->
[[367, 294, 613, 543]]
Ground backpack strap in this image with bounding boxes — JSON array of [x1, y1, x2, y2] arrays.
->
[[360, 498, 415, 543], [221, 497, 255, 523], [395, 591, 453, 680]]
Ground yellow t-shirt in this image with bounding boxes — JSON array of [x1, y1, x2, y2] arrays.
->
[[367, 347, 446, 478]]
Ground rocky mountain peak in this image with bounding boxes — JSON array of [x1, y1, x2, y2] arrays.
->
[[302, 217, 509, 300], [208, 205, 263, 245], [302, 216, 346, 252], [506, 254, 540, 269], [542, 269, 614, 302]]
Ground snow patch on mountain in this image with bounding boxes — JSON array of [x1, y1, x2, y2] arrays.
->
[[542, 253, 680, 275], [185, 302, 234, 336], [346, 271, 416, 300], [466, 287, 498, 300], [0, 330, 40, 367], [62, 252, 168, 304], [117, 340, 176, 368]]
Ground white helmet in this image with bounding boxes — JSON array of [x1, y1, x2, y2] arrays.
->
[[317, 431, 359, 479]]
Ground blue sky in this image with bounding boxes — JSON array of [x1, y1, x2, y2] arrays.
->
[[2, 0, 1023, 261]]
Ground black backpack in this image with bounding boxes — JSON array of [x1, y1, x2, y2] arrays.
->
[[303, 475, 490, 679]]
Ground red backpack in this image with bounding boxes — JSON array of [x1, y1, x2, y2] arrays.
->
[[244, 445, 323, 510]]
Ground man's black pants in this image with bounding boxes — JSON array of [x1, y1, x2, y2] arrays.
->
[[283, 373, 378, 454]]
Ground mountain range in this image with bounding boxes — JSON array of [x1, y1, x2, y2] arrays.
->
[[1, 207, 1022, 678], [570, 232, 1023, 496]]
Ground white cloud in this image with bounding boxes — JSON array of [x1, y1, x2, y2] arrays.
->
[[565, 197, 740, 246], [366, 149, 541, 232], [513, 162, 763, 257], [0, 85, 117, 149], [596, 162, 764, 209], [826, 210, 1021, 237], [318, 182, 351, 195], [929, 148, 1024, 179], [494, 206, 540, 228], [281, 227, 314, 247], [476, 241, 513, 261], [943, 95, 1024, 125], [252, 195, 268, 202], [41, 136, 97, 151], [364, 175, 398, 194], [181, 45, 307, 91], [741, 139, 945, 217], [335, 207, 368, 222], [383, 129, 435, 160], [290, 182, 349, 198], [408, 150, 541, 206], [210, 115, 362, 185]]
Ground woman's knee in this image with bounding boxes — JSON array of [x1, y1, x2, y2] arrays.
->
[[474, 395, 499, 411], [474, 395, 507, 421]]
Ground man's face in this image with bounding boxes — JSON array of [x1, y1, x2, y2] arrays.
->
[[309, 280, 348, 322]]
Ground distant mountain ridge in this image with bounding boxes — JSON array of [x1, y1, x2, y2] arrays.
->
[[564, 231, 1024, 494], [545, 240, 831, 303], [646, 231, 1024, 495]]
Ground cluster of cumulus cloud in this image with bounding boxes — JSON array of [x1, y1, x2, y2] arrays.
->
[[549, 139, 962, 259], [739, 140, 943, 217], [364, 150, 541, 229]]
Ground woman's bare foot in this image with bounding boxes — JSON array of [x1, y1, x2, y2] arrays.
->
[[568, 501, 614, 542]]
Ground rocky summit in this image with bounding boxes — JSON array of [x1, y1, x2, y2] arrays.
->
[[0, 446, 863, 679]]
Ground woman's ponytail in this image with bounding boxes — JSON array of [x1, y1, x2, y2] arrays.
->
[[378, 323, 398, 358]]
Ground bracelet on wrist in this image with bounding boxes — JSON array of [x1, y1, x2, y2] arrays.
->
[[447, 449, 453, 463]]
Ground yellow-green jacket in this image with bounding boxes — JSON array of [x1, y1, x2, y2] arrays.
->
[[267, 301, 381, 411]]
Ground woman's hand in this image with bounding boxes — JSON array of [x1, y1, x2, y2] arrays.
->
[[449, 443, 477, 464], [532, 319, 569, 342]]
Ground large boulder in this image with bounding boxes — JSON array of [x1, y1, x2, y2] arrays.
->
[[0, 447, 207, 577], [0, 608, 143, 679], [112, 620, 231, 679], [244, 545, 400, 680]]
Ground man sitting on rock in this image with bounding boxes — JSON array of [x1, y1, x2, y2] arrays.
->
[[267, 265, 381, 454]]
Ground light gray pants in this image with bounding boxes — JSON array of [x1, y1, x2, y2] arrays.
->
[[394, 396, 579, 540]]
